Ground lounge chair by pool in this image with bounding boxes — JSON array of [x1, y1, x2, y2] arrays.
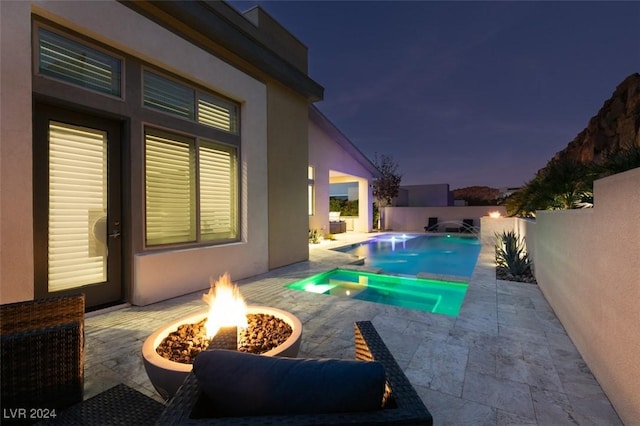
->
[[424, 217, 438, 232]]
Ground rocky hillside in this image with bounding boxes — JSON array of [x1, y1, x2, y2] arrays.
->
[[552, 73, 640, 164], [452, 186, 500, 204], [455, 74, 639, 203]]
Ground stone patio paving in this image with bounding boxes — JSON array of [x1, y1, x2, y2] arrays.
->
[[84, 232, 622, 425]]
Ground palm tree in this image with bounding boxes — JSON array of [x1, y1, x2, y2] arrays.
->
[[507, 145, 639, 216], [506, 157, 592, 215], [544, 157, 593, 209], [505, 173, 547, 217], [596, 144, 640, 178]]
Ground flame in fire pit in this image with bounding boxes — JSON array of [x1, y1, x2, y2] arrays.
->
[[202, 273, 248, 338]]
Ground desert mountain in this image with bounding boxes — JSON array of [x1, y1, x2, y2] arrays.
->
[[453, 73, 639, 203], [452, 186, 500, 204], [552, 73, 640, 164]]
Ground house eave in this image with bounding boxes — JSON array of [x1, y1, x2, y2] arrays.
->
[[119, 0, 324, 102], [310, 105, 380, 178]]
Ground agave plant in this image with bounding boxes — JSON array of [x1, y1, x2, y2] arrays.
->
[[495, 230, 532, 276]]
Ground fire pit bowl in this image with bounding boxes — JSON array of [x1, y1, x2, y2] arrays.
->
[[142, 305, 302, 400]]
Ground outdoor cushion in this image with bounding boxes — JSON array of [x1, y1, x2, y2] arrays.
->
[[329, 211, 341, 222], [193, 349, 385, 416]]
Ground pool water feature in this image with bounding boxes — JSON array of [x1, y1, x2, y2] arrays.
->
[[287, 269, 468, 316], [334, 234, 481, 278]]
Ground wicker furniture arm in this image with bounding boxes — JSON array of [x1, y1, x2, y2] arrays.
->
[[157, 320, 433, 425], [1, 294, 85, 413]]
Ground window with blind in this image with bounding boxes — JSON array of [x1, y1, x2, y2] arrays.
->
[[308, 166, 315, 216], [145, 129, 238, 246], [198, 94, 238, 133], [143, 71, 195, 120], [200, 141, 237, 240], [144, 70, 238, 134], [48, 122, 108, 290], [145, 130, 196, 245], [38, 28, 122, 97], [35, 25, 242, 255]]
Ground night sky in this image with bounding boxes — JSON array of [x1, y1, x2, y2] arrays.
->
[[229, 1, 640, 189]]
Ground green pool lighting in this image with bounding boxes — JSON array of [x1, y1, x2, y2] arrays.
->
[[287, 269, 468, 316]]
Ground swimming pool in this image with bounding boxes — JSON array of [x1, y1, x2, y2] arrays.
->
[[334, 234, 481, 278], [286, 269, 468, 316]]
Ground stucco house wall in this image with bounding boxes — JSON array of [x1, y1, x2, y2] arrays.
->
[[0, 1, 34, 303], [267, 83, 310, 269], [0, 1, 321, 307]]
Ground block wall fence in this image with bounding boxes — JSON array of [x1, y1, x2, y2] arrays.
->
[[482, 168, 640, 424]]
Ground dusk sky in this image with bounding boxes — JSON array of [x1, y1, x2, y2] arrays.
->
[[230, 1, 640, 189]]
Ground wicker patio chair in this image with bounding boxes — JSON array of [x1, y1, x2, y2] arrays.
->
[[158, 320, 433, 425], [37, 383, 165, 425], [1, 294, 85, 414]]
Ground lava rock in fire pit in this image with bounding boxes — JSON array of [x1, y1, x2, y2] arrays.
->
[[156, 313, 293, 364]]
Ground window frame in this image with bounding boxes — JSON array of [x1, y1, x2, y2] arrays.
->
[[142, 67, 240, 135], [197, 92, 239, 134], [198, 139, 238, 242], [34, 23, 125, 100], [32, 21, 243, 253], [144, 127, 197, 246], [143, 125, 240, 249], [140, 68, 241, 250], [143, 70, 196, 120]]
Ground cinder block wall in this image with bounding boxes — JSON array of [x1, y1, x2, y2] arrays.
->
[[384, 206, 507, 233], [480, 216, 515, 246], [481, 169, 640, 423], [535, 168, 640, 424]]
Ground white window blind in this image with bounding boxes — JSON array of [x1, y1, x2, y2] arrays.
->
[[308, 166, 315, 215], [39, 28, 121, 96], [143, 70, 239, 133], [143, 71, 195, 119], [145, 130, 196, 245], [198, 94, 238, 133], [48, 122, 107, 291], [199, 141, 237, 240]]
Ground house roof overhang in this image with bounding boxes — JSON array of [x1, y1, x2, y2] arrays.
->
[[119, 0, 324, 102], [310, 105, 381, 178]]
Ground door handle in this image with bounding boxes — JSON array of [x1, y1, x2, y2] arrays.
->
[[108, 230, 121, 239]]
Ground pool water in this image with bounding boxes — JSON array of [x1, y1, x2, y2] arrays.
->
[[334, 234, 481, 278], [287, 269, 468, 316]]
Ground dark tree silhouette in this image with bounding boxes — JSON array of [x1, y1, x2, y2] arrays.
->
[[372, 153, 402, 229]]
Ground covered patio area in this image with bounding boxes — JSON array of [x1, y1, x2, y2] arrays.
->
[[308, 106, 379, 236]]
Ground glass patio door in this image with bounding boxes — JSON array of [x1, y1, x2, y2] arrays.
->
[[34, 104, 122, 310]]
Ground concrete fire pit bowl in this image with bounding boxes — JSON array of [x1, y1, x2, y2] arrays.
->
[[142, 305, 302, 400]]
